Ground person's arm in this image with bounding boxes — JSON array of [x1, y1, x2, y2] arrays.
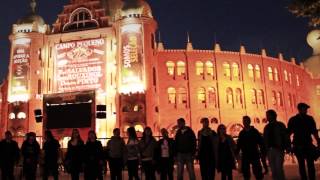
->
[[311, 117, 320, 146], [235, 132, 242, 156], [190, 129, 197, 156]]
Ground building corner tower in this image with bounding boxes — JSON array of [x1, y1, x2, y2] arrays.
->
[[114, 0, 159, 134], [7, 0, 48, 136]]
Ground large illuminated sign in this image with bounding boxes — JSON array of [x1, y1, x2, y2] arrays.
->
[[120, 24, 145, 94], [9, 38, 31, 102], [54, 38, 106, 93]]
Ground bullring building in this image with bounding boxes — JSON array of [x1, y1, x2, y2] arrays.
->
[[1, 0, 320, 144]]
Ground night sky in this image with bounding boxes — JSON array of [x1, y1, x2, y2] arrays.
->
[[0, 0, 313, 81]]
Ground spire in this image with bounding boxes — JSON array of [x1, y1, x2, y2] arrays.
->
[[261, 49, 267, 57], [186, 32, 193, 51], [157, 31, 164, 51], [240, 45, 246, 54], [214, 43, 221, 52], [30, 0, 36, 14]]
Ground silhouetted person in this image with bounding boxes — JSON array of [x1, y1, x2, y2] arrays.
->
[[65, 129, 85, 180], [139, 127, 157, 180], [106, 128, 126, 180], [84, 130, 104, 180], [43, 130, 61, 180], [21, 132, 40, 180], [155, 128, 175, 180], [217, 124, 236, 180], [0, 131, 20, 180], [175, 118, 196, 180], [236, 116, 264, 180], [263, 110, 290, 180], [126, 127, 140, 180], [198, 117, 218, 180], [288, 103, 320, 180]]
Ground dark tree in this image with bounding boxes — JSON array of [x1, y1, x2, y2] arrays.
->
[[288, 0, 320, 27]]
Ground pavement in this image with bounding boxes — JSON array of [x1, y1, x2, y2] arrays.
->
[[15, 163, 320, 180]]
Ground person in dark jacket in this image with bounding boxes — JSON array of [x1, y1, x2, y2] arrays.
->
[[21, 132, 41, 180], [236, 116, 264, 180], [288, 103, 320, 180], [106, 128, 126, 180], [217, 124, 236, 180], [84, 130, 104, 180], [175, 118, 196, 180], [0, 131, 20, 180], [198, 117, 218, 180], [126, 127, 140, 180], [43, 130, 61, 180], [155, 128, 175, 180], [139, 127, 157, 180], [263, 110, 290, 180], [65, 129, 85, 180]]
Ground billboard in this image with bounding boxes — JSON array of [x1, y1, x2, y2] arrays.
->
[[10, 38, 31, 101], [54, 38, 106, 93], [120, 24, 145, 94]]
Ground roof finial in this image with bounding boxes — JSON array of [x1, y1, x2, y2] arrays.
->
[[157, 31, 164, 51], [30, 0, 36, 14], [186, 32, 193, 51]]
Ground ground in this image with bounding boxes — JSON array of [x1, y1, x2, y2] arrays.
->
[[15, 163, 320, 180]]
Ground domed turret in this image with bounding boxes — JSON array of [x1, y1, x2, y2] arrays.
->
[[16, 0, 45, 25], [115, 0, 153, 20], [304, 29, 320, 77]]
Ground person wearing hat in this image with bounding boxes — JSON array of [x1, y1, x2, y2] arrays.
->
[[288, 103, 320, 180]]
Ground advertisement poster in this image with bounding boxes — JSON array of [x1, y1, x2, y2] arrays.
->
[[120, 24, 145, 93], [10, 38, 31, 97], [55, 38, 106, 93]]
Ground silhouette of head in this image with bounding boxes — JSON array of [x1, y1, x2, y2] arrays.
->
[[113, 128, 121, 137], [201, 117, 210, 128], [266, 110, 277, 123], [242, 116, 251, 129], [177, 118, 186, 129], [161, 128, 169, 138], [297, 102, 310, 115]]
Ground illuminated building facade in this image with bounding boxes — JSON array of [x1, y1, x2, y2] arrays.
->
[[1, 0, 320, 141]]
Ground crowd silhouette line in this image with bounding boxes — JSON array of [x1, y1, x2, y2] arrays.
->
[[0, 102, 319, 180]]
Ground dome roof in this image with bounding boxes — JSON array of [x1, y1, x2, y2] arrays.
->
[[16, 0, 45, 25], [17, 13, 45, 25], [116, 0, 153, 20], [304, 29, 320, 77]]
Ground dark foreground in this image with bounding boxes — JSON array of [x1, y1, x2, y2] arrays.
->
[[10, 163, 320, 180]]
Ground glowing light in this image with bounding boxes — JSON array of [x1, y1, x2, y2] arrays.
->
[[8, 94, 29, 103], [121, 24, 141, 33], [9, 113, 15, 120], [17, 112, 26, 119], [14, 38, 31, 45], [135, 124, 144, 132]]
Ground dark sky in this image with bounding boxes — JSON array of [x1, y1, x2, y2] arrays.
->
[[0, 0, 313, 81]]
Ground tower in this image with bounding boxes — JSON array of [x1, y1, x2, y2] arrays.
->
[[114, 0, 159, 133], [8, 0, 48, 136]]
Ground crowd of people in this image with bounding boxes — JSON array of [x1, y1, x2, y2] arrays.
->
[[0, 102, 319, 180]]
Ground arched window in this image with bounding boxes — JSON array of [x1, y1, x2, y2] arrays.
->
[[296, 75, 300, 86], [288, 93, 292, 108], [223, 62, 231, 79], [235, 88, 243, 105], [251, 89, 257, 104], [248, 64, 254, 78], [255, 65, 261, 80], [206, 61, 214, 76], [177, 87, 187, 105], [63, 7, 99, 32], [226, 88, 233, 105], [167, 87, 176, 104], [284, 70, 288, 82], [272, 91, 277, 105], [197, 87, 206, 104], [257, 89, 265, 105], [277, 92, 283, 107], [177, 61, 186, 76], [289, 73, 292, 84], [268, 67, 273, 81], [316, 85, 320, 95], [274, 68, 279, 81], [196, 61, 204, 76], [208, 87, 216, 105], [166, 61, 175, 76], [133, 104, 143, 112], [232, 63, 240, 80]]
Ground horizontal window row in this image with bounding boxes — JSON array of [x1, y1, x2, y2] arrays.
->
[[166, 61, 215, 77]]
